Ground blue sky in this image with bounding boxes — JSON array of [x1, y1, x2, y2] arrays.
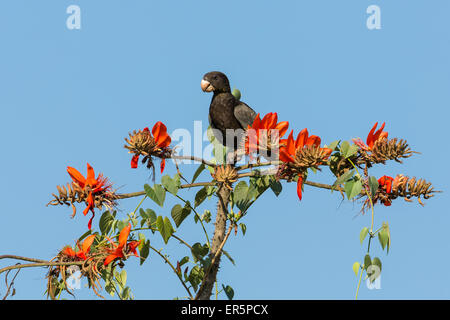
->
[[0, 0, 449, 299]]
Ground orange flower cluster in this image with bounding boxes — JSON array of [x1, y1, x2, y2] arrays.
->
[[104, 223, 141, 266], [59, 224, 140, 266], [245, 112, 289, 156], [61, 234, 97, 261], [127, 121, 171, 173], [279, 128, 332, 201], [67, 163, 112, 230]]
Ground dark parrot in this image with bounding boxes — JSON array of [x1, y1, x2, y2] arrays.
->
[[201, 71, 257, 150]]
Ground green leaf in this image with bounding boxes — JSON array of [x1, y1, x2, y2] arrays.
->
[[340, 141, 350, 156], [171, 204, 191, 228], [372, 257, 382, 273], [144, 184, 161, 206], [364, 254, 372, 271], [140, 208, 157, 233], [191, 243, 209, 263], [368, 176, 379, 198], [144, 184, 165, 207], [99, 210, 115, 235], [352, 262, 360, 276], [381, 222, 391, 253], [240, 223, 247, 236], [332, 169, 355, 190], [154, 184, 166, 206], [378, 229, 389, 251], [139, 239, 150, 265], [340, 141, 359, 159], [269, 178, 282, 197], [326, 140, 340, 151], [360, 227, 369, 245], [222, 250, 235, 266], [194, 187, 208, 208], [161, 174, 180, 196], [232, 181, 249, 209], [188, 265, 204, 292], [78, 229, 93, 242], [121, 286, 131, 300], [156, 216, 175, 244], [222, 284, 234, 300], [179, 256, 189, 266], [105, 282, 116, 297], [115, 269, 127, 290], [192, 163, 206, 184], [344, 178, 362, 200], [116, 220, 128, 233], [368, 257, 382, 282]]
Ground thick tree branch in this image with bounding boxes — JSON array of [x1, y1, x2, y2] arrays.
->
[[195, 185, 231, 300]]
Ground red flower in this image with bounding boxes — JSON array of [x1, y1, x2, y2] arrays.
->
[[104, 223, 141, 266], [279, 128, 332, 201], [245, 113, 289, 155], [378, 175, 394, 206], [131, 121, 171, 173], [62, 234, 97, 261], [353, 122, 389, 151], [67, 163, 110, 230]]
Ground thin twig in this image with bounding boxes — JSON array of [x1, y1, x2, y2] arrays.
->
[[170, 155, 216, 167], [149, 245, 193, 299], [0, 255, 49, 264], [2, 264, 21, 300], [116, 182, 215, 200], [0, 261, 84, 276]]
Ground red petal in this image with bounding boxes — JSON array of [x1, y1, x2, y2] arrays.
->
[[260, 113, 273, 129], [286, 130, 295, 156], [321, 148, 333, 158], [131, 155, 139, 169], [296, 177, 303, 201], [295, 128, 309, 149], [87, 212, 95, 230], [306, 135, 321, 147], [62, 246, 76, 257], [366, 122, 379, 148], [67, 167, 86, 188], [85, 163, 96, 186], [82, 234, 97, 254], [152, 121, 166, 140], [275, 121, 289, 138], [373, 122, 386, 142], [251, 114, 261, 130], [104, 254, 120, 266], [157, 134, 171, 148], [127, 240, 141, 257], [118, 223, 131, 248], [280, 148, 294, 163], [266, 113, 277, 129], [160, 158, 166, 173]]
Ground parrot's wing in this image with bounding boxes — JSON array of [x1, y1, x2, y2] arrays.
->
[[234, 101, 257, 129]]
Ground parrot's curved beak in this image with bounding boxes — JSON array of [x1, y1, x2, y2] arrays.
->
[[201, 79, 214, 92]]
